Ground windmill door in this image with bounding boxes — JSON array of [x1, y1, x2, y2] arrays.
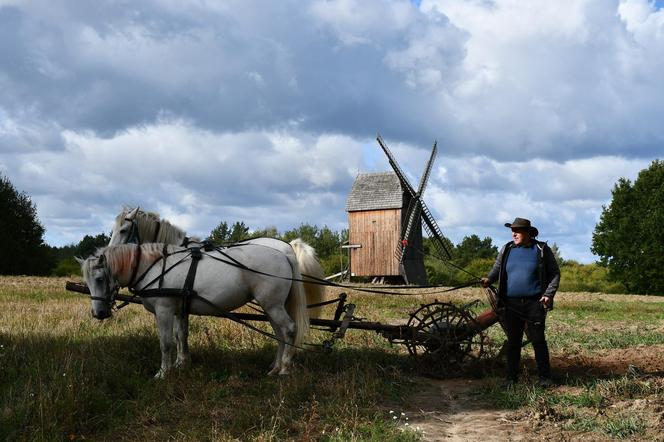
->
[[348, 209, 401, 277]]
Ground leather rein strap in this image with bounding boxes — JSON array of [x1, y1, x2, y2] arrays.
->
[[130, 246, 203, 318]]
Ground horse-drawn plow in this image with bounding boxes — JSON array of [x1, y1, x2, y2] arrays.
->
[[66, 280, 503, 374]]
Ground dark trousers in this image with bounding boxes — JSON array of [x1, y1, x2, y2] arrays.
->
[[503, 296, 551, 381]]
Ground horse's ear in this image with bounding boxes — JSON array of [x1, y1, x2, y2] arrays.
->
[[127, 207, 139, 220], [75, 256, 85, 265]]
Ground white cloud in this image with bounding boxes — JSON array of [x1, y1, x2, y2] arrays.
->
[[6, 120, 362, 245], [0, 0, 662, 264], [424, 154, 649, 262]]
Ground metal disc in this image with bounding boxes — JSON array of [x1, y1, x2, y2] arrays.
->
[[405, 302, 488, 369]]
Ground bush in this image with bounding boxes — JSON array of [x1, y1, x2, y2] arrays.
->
[[425, 257, 492, 287], [426, 256, 629, 294], [559, 261, 627, 294], [52, 258, 81, 277], [319, 254, 347, 277]]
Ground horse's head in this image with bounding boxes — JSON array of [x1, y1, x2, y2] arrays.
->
[[109, 207, 140, 246], [77, 253, 119, 320]]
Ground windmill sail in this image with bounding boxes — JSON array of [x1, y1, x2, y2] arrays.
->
[[376, 135, 451, 262], [399, 142, 437, 262]]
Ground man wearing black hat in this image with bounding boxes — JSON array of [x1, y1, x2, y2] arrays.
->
[[481, 217, 560, 387]]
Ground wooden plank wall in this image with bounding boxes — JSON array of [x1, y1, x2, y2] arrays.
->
[[348, 209, 401, 276]]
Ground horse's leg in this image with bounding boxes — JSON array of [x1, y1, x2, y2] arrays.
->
[[174, 314, 190, 369], [263, 305, 296, 375], [268, 344, 285, 376], [265, 313, 287, 376], [154, 307, 175, 379]]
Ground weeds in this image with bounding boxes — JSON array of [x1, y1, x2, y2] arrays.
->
[[603, 414, 646, 439], [0, 277, 424, 441], [1, 277, 663, 440], [475, 370, 661, 439]]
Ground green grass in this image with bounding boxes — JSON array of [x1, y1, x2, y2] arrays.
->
[[2, 277, 663, 440], [0, 278, 427, 441], [474, 371, 662, 439], [555, 300, 664, 322]]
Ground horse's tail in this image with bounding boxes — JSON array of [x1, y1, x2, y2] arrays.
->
[[289, 238, 326, 319], [285, 255, 310, 347]]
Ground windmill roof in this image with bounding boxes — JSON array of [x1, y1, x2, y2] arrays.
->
[[346, 172, 403, 212]]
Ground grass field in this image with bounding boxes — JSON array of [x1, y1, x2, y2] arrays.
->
[[1, 276, 663, 441]]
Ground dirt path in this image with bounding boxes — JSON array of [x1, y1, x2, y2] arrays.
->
[[402, 345, 664, 441], [403, 378, 529, 441]]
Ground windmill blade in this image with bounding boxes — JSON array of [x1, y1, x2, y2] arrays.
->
[[397, 141, 438, 263], [377, 135, 452, 261], [395, 199, 422, 262], [412, 141, 450, 260], [419, 199, 452, 260], [376, 135, 416, 195], [377, 135, 419, 261], [416, 141, 437, 197]]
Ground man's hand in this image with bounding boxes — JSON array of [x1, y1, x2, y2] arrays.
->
[[480, 277, 490, 288], [540, 295, 553, 309]]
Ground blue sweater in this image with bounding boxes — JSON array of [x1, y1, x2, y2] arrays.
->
[[505, 245, 542, 297]]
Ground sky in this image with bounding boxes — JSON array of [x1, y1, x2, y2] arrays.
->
[[1, 0, 663, 264]]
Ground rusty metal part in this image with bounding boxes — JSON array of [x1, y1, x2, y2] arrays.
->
[[394, 301, 490, 367]]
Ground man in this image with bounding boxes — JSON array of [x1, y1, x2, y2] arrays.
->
[[480, 217, 560, 387]]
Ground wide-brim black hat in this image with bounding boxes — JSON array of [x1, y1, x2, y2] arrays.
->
[[505, 217, 538, 237]]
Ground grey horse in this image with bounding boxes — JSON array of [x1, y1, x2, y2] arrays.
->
[[109, 207, 326, 317], [78, 243, 309, 378]]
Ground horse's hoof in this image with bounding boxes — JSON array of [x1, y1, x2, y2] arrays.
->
[[267, 366, 280, 376], [154, 369, 167, 379], [174, 359, 190, 369]]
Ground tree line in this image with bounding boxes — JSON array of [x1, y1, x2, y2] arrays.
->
[[1, 160, 663, 295]]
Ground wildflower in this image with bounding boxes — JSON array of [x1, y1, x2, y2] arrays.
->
[[401, 412, 405, 416], [389, 410, 394, 414]]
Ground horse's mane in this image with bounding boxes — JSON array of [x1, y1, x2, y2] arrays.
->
[[83, 244, 165, 281], [116, 207, 186, 244]]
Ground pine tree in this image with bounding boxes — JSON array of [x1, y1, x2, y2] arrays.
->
[[0, 174, 53, 275]]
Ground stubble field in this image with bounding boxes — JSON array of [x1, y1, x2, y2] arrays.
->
[[1, 276, 663, 441]]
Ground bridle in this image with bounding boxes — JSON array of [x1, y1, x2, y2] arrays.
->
[[89, 246, 140, 309], [89, 257, 119, 308], [124, 217, 141, 244], [122, 214, 161, 245]]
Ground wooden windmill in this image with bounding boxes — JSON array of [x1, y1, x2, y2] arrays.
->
[[345, 136, 451, 284]]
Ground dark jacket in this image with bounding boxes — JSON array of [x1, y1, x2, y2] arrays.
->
[[486, 240, 560, 300]]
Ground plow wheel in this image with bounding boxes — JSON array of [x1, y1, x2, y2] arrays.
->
[[405, 302, 488, 370]]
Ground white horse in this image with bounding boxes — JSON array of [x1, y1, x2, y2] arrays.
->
[[109, 207, 326, 317], [78, 243, 309, 378]]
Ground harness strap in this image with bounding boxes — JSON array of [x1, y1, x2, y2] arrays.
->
[[130, 248, 191, 292], [181, 248, 203, 317], [159, 244, 168, 289], [187, 293, 325, 353], [203, 247, 478, 296]]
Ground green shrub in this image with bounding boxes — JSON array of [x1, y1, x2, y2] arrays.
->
[[559, 261, 627, 294], [51, 257, 81, 277]]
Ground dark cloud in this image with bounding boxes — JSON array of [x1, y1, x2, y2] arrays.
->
[[1, 0, 663, 262]]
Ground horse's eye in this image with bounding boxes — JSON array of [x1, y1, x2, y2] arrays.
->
[[120, 228, 128, 234], [96, 276, 105, 283]]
